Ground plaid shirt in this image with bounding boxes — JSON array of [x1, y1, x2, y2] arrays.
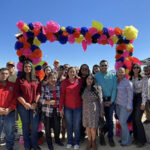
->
[[39, 83, 60, 117]]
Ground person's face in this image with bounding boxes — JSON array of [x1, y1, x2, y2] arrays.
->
[[24, 64, 32, 74], [86, 75, 93, 86], [68, 68, 77, 79], [81, 65, 89, 77], [48, 75, 57, 86], [117, 68, 125, 80], [45, 67, 51, 76], [0, 70, 9, 81], [93, 66, 100, 74], [144, 70, 150, 78], [7, 65, 15, 74], [100, 62, 108, 73], [133, 64, 140, 74], [54, 62, 59, 68]]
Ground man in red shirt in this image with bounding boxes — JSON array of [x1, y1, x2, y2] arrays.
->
[[0, 68, 16, 150]]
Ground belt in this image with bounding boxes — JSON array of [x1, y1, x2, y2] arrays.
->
[[103, 96, 111, 101]]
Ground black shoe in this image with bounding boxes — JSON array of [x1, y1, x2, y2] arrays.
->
[[136, 143, 145, 148], [33, 146, 41, 150], [108, 138, 115, 147], [99, 134, 106, 145], [7, 148, 14, 150], [143, 120, 150, 124], [55, 141, 64, 146], [49, 145, 54, 150]]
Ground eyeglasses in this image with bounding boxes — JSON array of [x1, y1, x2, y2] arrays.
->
[[133, 67, 140, 69], [101, 65, 107, 67]]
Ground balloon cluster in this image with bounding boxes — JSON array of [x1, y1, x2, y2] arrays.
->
[[15, 20, 141, 79]]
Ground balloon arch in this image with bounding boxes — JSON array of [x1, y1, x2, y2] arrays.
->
[[15, 20, 141, 80]]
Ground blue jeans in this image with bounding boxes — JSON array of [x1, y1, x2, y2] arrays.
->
[[116, 104, 132, 145], [64, 106, 82, 145], [104, 103, 114, 138], [0, 111, 15, 149], [17, 104, 39, 149]]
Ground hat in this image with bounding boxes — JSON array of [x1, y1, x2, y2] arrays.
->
[[54, 59, 59, 64], [6, 61, 15, 67]]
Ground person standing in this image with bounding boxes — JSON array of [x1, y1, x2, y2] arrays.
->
[[81, 74, 103, 150], [115, 68, 133, 146], [95, 60, 116, 147], [52, 60, 60, 73], [59, 67, 82, 150], [129, 63, 147, 147], [0, 68, 16, 150], [16, 61, 41, 150]]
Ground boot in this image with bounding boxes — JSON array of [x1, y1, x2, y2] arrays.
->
[[92, 140, 97, 150], [86, 140, 92, 150]]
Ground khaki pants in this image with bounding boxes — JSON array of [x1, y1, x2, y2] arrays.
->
[[145, 100, 150, 121]]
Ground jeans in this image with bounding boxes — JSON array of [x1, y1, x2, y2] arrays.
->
[[17, 104, 39, 149], [0, 111, 15, 149], [132, 94, 147, 144], [64, 106, 82, 145], [116, 104, 132, 145], [101, 103, 114, 138]]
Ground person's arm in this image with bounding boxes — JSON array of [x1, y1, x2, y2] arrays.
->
[[111, 75, 117, 102], [126, 81, 133, 111]]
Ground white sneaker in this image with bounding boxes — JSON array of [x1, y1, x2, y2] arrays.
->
[[74, 144, 79, 150], [66, 144, 72, 149]]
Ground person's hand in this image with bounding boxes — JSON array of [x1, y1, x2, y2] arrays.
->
[[60, 109, 64, 118], [127, 108, 132, 112], [3, 108, 11, 115], [140, 105, 145, 111], [24, 102, 31, 110], [50, 100, 56, 105], [31, 103, 37, 110], [104, 101, 112, 107], [0, 107, 6, 115]]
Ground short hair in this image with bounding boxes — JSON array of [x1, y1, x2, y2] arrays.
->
[[48, 72, 58, 79], [143, 65, 150, 72], [0, 68, 9, 73], [100, 60, 108, 65]]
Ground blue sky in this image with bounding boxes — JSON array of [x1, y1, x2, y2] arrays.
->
[[0, 0, 149, 70]]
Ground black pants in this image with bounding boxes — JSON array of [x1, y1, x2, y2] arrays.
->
[[132, 93, 146, 144], [44, 113, 61, 148]]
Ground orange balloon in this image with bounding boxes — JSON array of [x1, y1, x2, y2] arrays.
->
[[32, 49, 43, 58], [16, 50, 23, 56], [115, 27, 122, 36]]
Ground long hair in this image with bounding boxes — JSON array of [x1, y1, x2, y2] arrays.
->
[[43, 66, 52, 81], [20, 60, 38, 82], [78, 64, 90, 78], [129, 63, 142, 80], [92, 64, 100, 74], [80, 73, 100, 98]]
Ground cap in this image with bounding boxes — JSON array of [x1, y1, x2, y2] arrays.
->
[[54, 59, 59, 64], [6, 61, 15, 67]]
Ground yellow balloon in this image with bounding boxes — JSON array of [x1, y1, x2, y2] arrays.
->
[[33, 61, 46, 68], [92, 21, 103, 31], [33, 38, 41, 47], [22, 24, 29, 32], [111, 36, 118, 44], [126, 44, 133, 51], [125, 69, 129, 74], [75, 34, 83, 44], [61, 27, 66, 31]]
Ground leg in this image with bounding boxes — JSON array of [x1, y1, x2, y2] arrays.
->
[[44, 116, 53, 149], [64, 107, 73, 145], [61, 117, 66, 140], [145, 101, 150, 122], [73, 107, 82, 146], [86, 127, 92, 141], [30, 110, 39, 148], [17, 105, 31, 149]]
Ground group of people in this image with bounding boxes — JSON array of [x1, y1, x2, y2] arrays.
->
[[0, 59, 150, 150]]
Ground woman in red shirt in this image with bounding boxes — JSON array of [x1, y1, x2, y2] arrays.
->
[[59, 67, 82, 150], [16, 61, 41, 150]]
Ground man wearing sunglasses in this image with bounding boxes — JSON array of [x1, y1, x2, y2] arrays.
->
[[95, 60, 117, 147]]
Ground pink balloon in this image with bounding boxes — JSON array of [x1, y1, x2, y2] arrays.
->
[[88, 27, 97, 35], [16, 21, 25, 29], [17, 62, 23, 71], [46, 21, 60, 33], [22, 49, 32, 56], [122, 51, 129, 58], [108, 39, 114, 47], [32, 58, 42, 65], [68, 35, 75, 44], [23, 32, 27, 40], [108, 27, 115, 37], [130, 39, 134, 44], [19, 137, 24, 145], [86, 39, 92, 45], [82, 40, 87, 52], [42, 26, 47, 35], [76, 27, 81, 32], [115, 61, 123, 70], [49, 34, 57, 42], [33, 22, 42, 30]]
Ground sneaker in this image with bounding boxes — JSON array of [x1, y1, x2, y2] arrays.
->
[[100, 134, 106, 145], [108, 138, 115, 147], [66, 144, 72, 149], [74, 144, 79, 150]]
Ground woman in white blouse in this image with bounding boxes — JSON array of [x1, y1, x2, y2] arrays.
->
[[129, 63, 147, 147], [115, 68, 133, 146]]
